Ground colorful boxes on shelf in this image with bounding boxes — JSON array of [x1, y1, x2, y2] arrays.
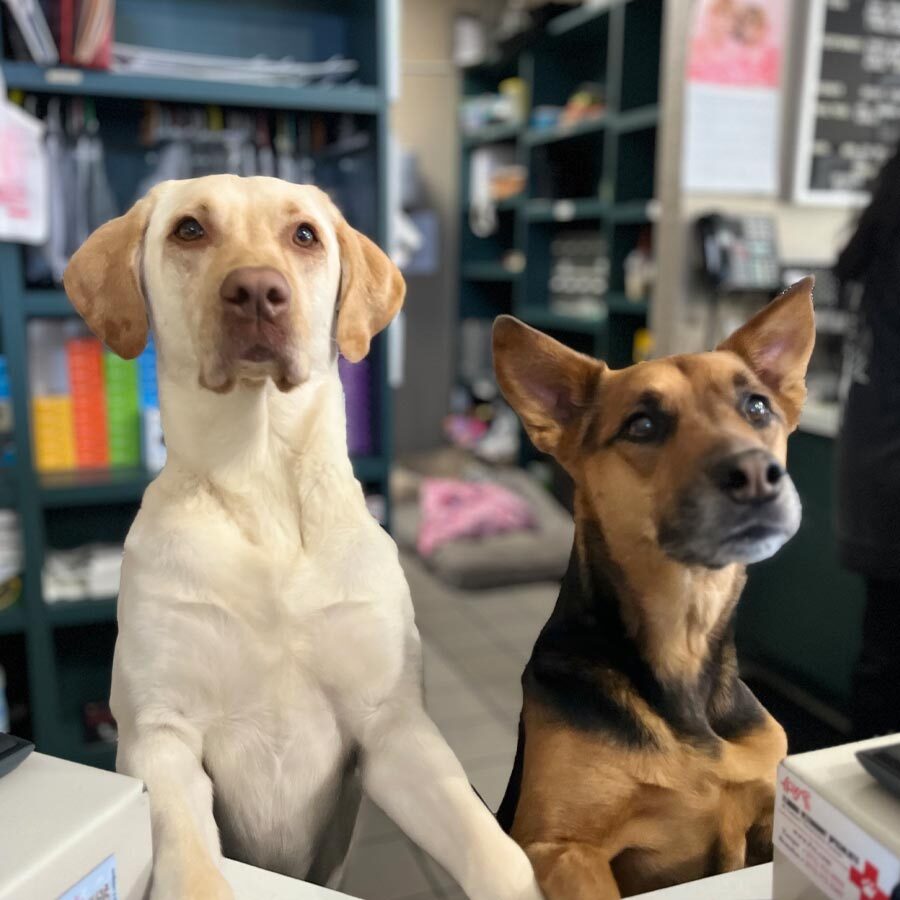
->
[[103, 351, 141, 468], [67, 337, 108, 468], [338, 356, 373, 457], [26, 322, 375, 474], [27, 321, 162, 474]]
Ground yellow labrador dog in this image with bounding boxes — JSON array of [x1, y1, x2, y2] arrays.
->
[[64, 175, 542, 900]]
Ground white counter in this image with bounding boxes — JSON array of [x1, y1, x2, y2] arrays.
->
[[0, 749, 774, 900], [224, 859, 357, 899], [0, 752, 359, 900], [631, 864, 772, 899]]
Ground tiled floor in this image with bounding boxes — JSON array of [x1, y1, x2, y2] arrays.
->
[[341, 553, 558, 900]]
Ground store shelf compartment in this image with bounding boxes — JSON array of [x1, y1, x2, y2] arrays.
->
[[523, 115, 608, 147], [525, 198, 608, 222], [616, 104, 659, 134], [0, 603, 26, 636], [39, 468, 153, 508], [462, 121, 522, 148], [25, 290, 74, 317], [610, 201, 658, 224], [0, 470, 18, 509], [461, 262, 523, 282], [606, 293, 650, 316], [54, 715, 117, 771], [46, 597, 118, 628], [518, 306, 606, 334], [1, 62, 380, 114], [547, 2, 616, 37], [352, 455, 387, 483]]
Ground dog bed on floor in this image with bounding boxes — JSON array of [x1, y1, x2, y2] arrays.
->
[[393, 466, 573, 589]]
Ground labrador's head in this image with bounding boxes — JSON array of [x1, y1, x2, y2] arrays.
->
[[63, 175, 404, 392]]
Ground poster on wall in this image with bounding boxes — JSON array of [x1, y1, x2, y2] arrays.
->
[[794, 0, 900, 206], [682, 0, 786, 194]]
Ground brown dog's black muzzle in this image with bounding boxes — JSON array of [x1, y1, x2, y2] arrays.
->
[[708, 448, 785, 506]]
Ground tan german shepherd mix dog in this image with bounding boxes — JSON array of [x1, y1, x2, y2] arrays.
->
[[492, 279, 816, 899]]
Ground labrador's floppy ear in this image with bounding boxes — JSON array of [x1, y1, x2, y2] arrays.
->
[[63, 197, 153, 360], [717, 276, 816, 430], [492, 315, 602, 458], [335, 220, 406, 363]]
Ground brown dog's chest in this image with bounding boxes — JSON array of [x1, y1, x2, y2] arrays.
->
[[511, 702, 785, 896]]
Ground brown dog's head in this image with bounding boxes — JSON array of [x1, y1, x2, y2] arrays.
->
[[63, 175, 405, 392], [493, 278, 816, 569]]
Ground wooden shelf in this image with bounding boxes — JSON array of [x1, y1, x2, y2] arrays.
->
[[46, 598, 117, 628], [523, 115, 608, 146], [1, 62, 380, 114], [525, 198, 608, 222], [461, 121, 522, 148], [0, 604, 26, 636], [462, 262, 522, 282]]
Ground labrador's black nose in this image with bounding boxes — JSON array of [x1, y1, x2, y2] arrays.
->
[[220, 267, 291, 322], [709, 449, 784, 505]]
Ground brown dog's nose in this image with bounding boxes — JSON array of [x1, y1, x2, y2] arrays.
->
[[710, 449, 784, 505], [220, 267, 291, 321]]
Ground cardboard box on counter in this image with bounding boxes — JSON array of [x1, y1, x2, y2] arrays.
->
[[774, 734, 900, 900]]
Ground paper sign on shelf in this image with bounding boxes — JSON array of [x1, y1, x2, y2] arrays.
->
[[0, 81, 50, 245]]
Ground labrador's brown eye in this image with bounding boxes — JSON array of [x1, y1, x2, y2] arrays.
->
[[294, 223, 317, 247], [174, 217, 205, 241]]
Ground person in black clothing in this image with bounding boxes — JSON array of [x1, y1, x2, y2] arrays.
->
[[834, 144, 900, 740]]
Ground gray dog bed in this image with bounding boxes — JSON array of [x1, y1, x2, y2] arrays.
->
[[393, 467, 573, 590]]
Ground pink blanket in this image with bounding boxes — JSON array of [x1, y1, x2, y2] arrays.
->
[[417, 478, 535, 557]]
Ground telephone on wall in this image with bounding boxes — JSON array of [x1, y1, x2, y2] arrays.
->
[[695, 213, 781, 293]]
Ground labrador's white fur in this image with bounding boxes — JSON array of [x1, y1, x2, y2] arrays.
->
[[64, 176, 542, 900]]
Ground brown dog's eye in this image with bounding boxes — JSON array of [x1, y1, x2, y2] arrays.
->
[[625, 414, 657, 442], [174, 217, 205, 241], [294, 223, 317, 247], [744, 394, 772, 426]]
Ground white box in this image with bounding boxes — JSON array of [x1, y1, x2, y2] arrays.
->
[[0, 752, 152, 900], [774, 735, 900, 900]]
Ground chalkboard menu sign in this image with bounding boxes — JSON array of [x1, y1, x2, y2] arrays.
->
[[794, 0, 900, 205]]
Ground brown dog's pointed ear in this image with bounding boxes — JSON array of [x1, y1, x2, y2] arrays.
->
[[718, 276, 816, 429], [63, 198, 153, 359], [335, 221, 406, 363], [492, 315, 602, 457]]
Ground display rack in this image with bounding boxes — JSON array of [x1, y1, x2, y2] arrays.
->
[[457, 0, 663, 385], [0, 0, 394, 768]]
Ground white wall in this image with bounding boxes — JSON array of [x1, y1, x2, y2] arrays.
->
[[654, 0, 860, 355]]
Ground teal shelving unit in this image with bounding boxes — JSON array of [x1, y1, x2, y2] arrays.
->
[[0, 0, 394, 769], [457, 0, 662, 374]]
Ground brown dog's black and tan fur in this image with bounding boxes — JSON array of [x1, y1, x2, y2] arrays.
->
[[492, 279, 816, 899]]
